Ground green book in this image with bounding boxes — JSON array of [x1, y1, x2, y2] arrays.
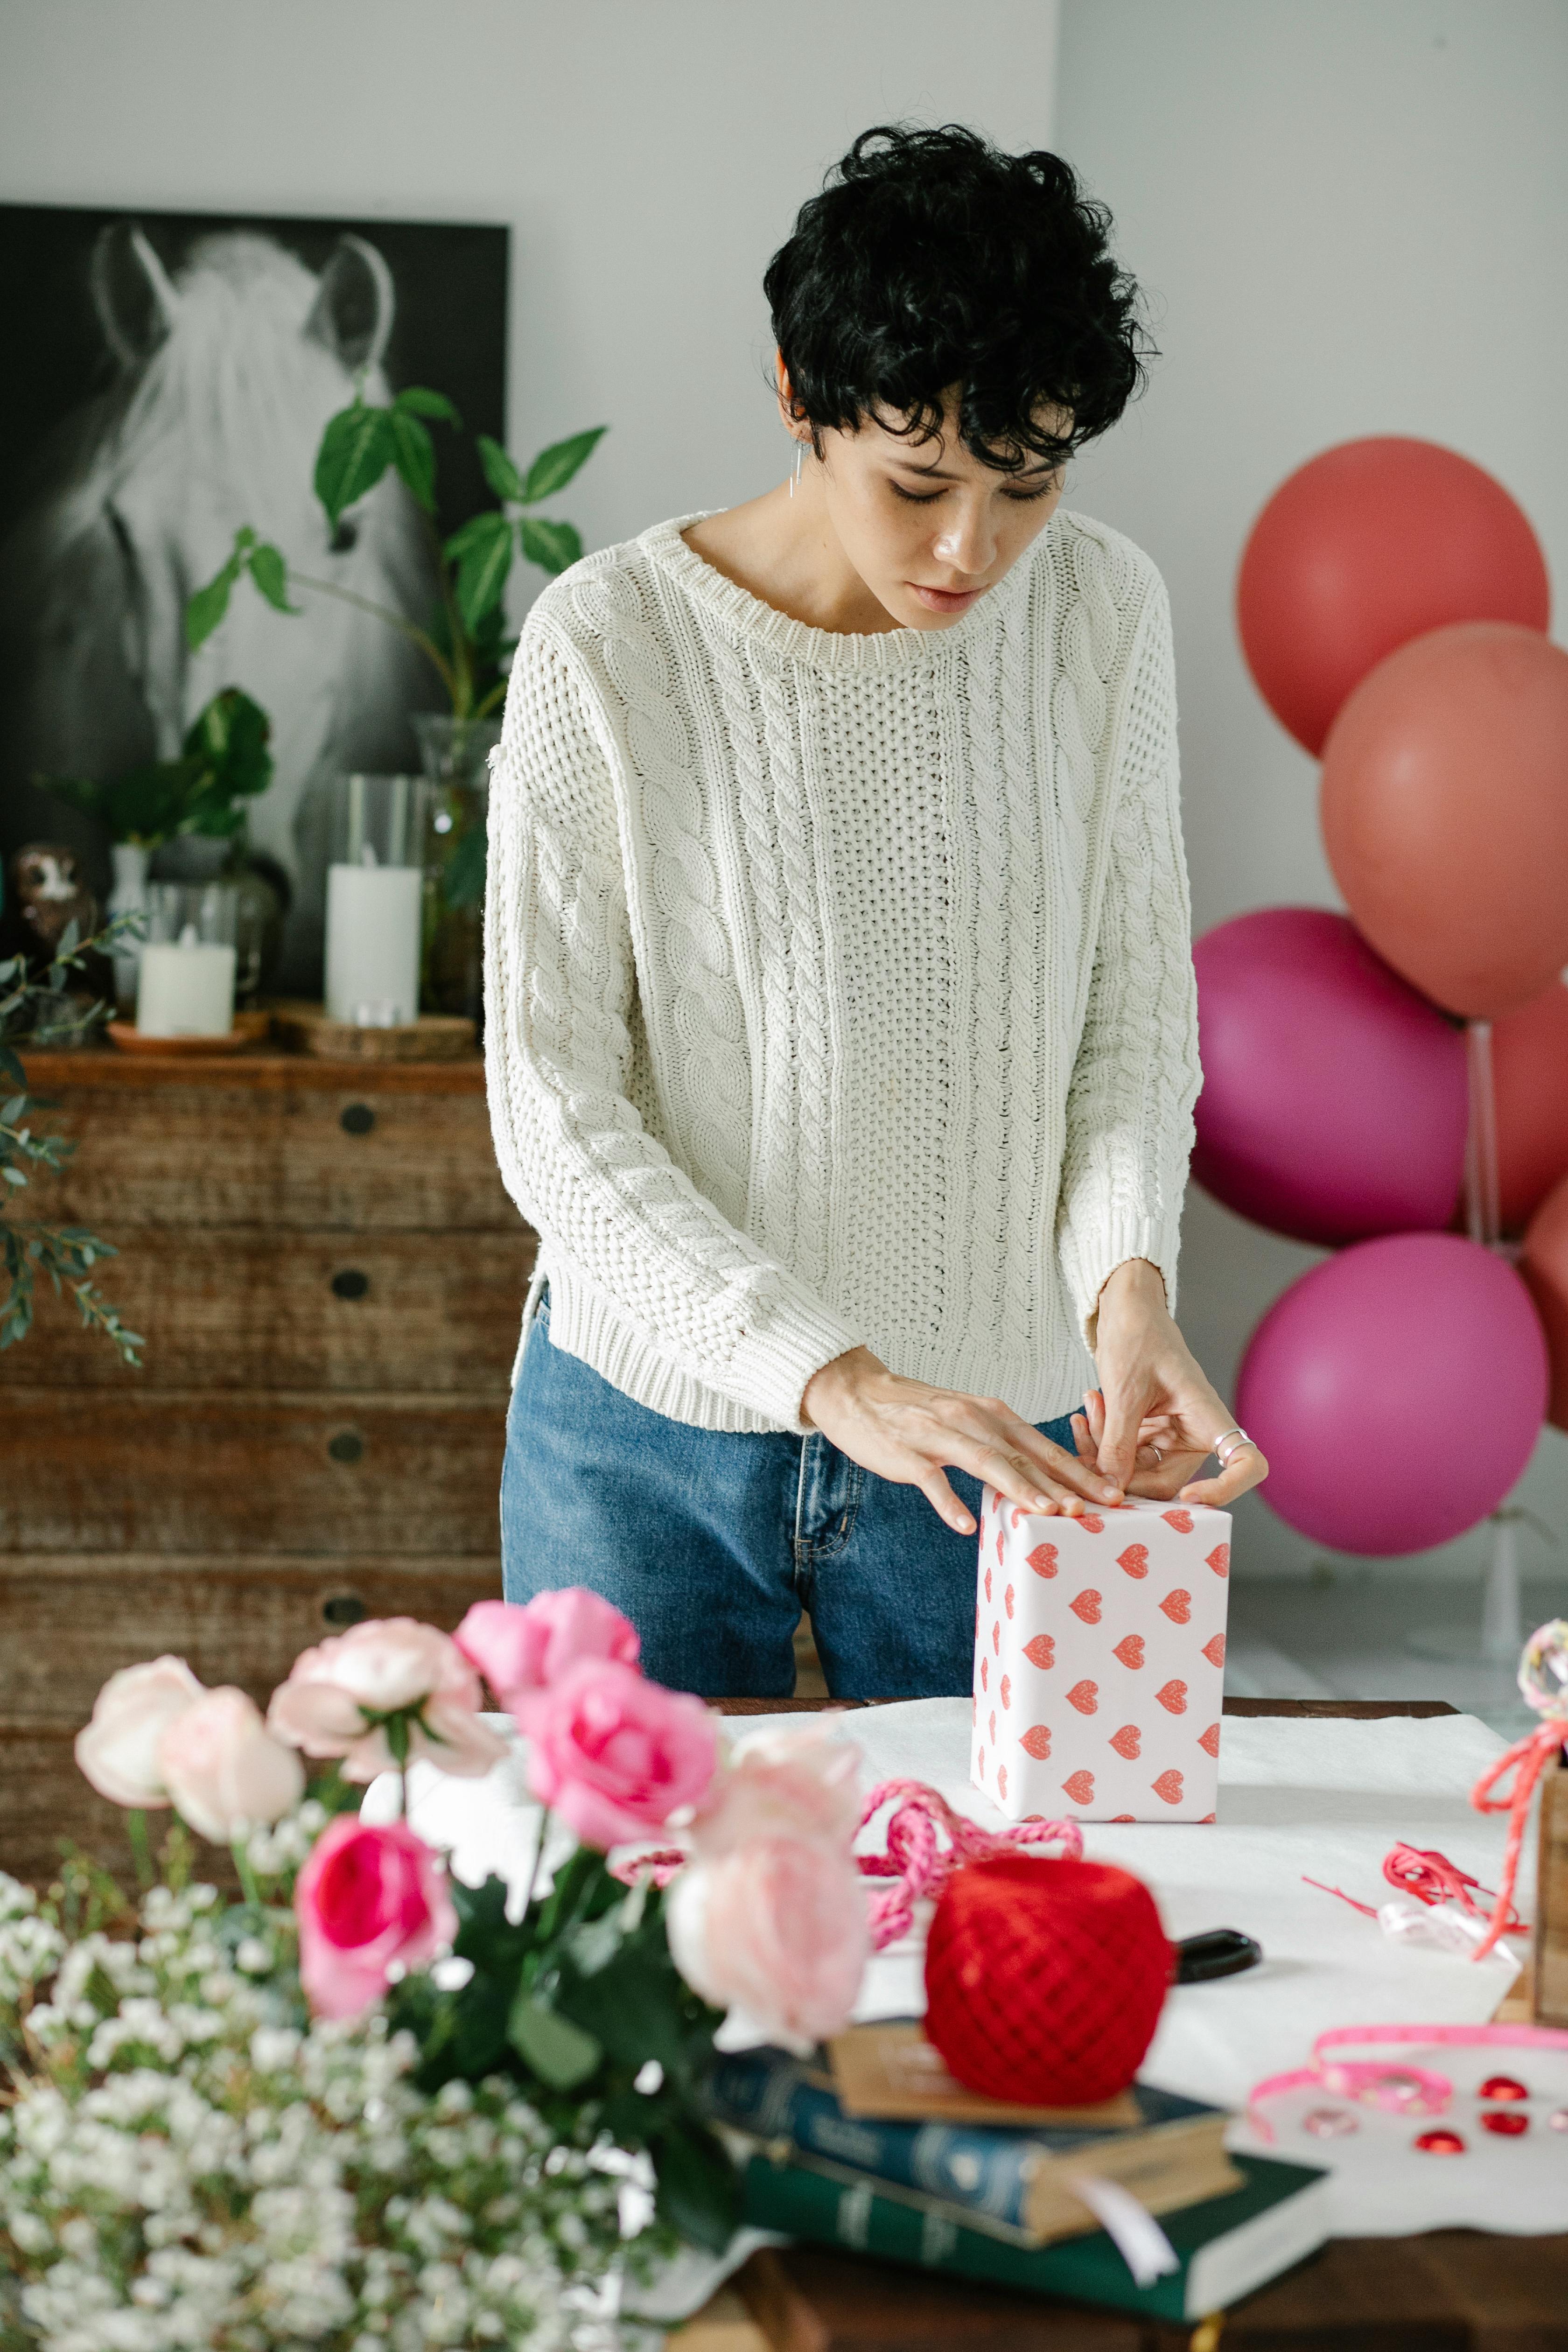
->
[[741, 2147, 1331, 2325]]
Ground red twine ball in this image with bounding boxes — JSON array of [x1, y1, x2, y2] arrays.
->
[[923, 1855, 1170, 2107]]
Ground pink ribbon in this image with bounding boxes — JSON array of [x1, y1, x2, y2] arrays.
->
[[854, 1778, 1082, 1949], [1469, 1720, 1568, 1960], [1248, 2019, 1568, 2141]]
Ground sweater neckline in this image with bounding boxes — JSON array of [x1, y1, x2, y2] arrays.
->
[[641, 511, 1024, 673]]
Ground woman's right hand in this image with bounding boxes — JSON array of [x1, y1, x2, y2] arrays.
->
[[800, 1345, 1128, 1536]]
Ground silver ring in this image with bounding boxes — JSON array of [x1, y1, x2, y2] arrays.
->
[[1149, 1443, 1164, 1465], [1213, 1425, 1253, 1467]]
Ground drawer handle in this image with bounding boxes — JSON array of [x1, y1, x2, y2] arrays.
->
[[327, 1429, 364, 1465], [322, 1592, 369, 1628], [340, 1103, 376, 1135], [331, 1268, 370, 1301]]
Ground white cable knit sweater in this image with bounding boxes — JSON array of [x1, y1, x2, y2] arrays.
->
[[483, 508, 1201, 1436]]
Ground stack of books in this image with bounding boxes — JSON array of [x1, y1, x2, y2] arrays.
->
[[704, 2025, 1330, 2326]]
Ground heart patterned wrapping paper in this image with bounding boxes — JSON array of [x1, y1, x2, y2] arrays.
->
[[972, 1488, 1233, 1823]]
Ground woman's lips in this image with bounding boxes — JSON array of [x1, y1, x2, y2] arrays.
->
[[908, 581, 984, 614]]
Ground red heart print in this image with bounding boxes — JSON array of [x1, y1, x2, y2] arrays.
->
[[1198, 1722, 1221, 1757], [1152, 1769, 1184, 1805], [1068, 1589, 1102, 1624], [996, 1763, 1008, 1801], [1067, 1679, 1099, 1715], [1004, 1583, 1015, 1620], [1023, 1634, 1055, 1669], [1109, 1723, 1141, 1759], [1000, 1674, 1012, 1711], [996, 1528, 1004, 1565], [1062, 1770, 1096, 1804], [1156, 1679, 1188, 1715], [1199, 1811, 1217, 1824], [1202, 1633, 1226, 1668], [989, 1711, 997, 1747], [1078, 1513, 1105, 1534], [984, 1565, 993, 1603], [1158, 1588, 1191, 1624], [980, 1655, 989, 1690], [1011, 1505, 1029, 1528], [1027, 1542, 1058, 1579], [1162, 1509, 1194, 1534], [1113, 1634, 1145, 1670], [1111, 1813, 1137, 1822], [1117, 1544, 1149, 1580], [978, 1746, 985, 1776], [972, 1695, 976, 1723], [1020, 1724, 1052, 1759], [1206, 1543, 1231, 1578], [992, 1621, 1001, 1654]]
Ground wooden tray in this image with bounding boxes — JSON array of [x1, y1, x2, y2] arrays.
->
[[270, 999, 477, 1062], [107, 1010, 271, 1055]]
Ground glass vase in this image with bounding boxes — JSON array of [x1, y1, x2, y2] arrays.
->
[[107, 842, 150, 1017], [414, 714, 501, 1026]]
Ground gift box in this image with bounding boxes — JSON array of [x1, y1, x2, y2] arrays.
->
[[972, 1488, 1232, 1824]]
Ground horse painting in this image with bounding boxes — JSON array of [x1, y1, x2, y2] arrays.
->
[[0, 221, 436, 974]]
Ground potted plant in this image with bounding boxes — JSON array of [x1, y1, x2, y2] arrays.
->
[[186, 392, 605, 1021]]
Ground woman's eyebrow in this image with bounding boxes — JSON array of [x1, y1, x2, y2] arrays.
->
[[889, 457, 1057, 484]]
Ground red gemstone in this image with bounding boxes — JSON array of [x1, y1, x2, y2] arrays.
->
[[1479, 2074, 1528, 2102], [1414, 2128, 1466, 2155], [1480, 2108, 1528, 2136]]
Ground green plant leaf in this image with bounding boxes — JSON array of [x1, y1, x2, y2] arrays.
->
[[476, 434, 527, 504], [519, 516, 582, 577], [315, 400, 395, 526], [389, 409, 437, 513], [449, 511, 514, 632], [246, 542, 295, 613], [507, 1991, 602, 2090], [182, 689, 273, 801], [522, 426, 608, 503], [649, 2115, 742, 2251], [442, 820, 488, 912], [184, 567, 236, 651], [394, 385, 462, 427]]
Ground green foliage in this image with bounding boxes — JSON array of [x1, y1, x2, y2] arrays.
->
[[41, 687, 275, 848], [0, 923, 144, 1365]]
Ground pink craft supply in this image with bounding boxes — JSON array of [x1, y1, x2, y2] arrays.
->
[[853, 1778, 1082, 1950], [973, 1487, 1232, 1823], [1247, 2021, 1568, 2143]]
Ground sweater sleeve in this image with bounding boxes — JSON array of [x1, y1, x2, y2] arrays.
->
[[483, 619, 865, 1430], [1054, 570, 1202, 1353]]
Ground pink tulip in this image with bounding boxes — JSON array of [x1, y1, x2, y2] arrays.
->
[[266, 1617, 509, 1784], [157, 1687, 305, 1843], [693, 1722, 864, 1860], [525, 1658, 718, 1848], [454, 1589, 640, 1718], [666, 1833, 869, 2052], [294, 1813, 456, 2021], [74, 1656, 205, 1808]]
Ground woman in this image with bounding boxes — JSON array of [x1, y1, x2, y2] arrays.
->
[[485, 124, 1267, 1699]]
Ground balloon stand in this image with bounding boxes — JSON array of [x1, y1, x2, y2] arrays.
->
[[1463, 1018, 1502, 1252], [1407, 1505, 1556, 1672]]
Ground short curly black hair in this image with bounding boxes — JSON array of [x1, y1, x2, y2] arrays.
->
[[764, 123, 1153, 475]]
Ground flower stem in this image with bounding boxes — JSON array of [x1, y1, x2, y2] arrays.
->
[[231, 1839, 263, 1910], [126, 1808, 153, 1890], [525, 1806, 554, 1919]]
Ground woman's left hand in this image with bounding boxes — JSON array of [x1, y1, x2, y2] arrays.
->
[[1073, 1258, 1269, 1509]]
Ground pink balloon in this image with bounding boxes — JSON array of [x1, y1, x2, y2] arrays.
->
[[1236, 1235, 1547, 1555], [1192, 910, 1467, 1246]]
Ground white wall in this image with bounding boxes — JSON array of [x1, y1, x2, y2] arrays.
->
[[1055, 0, 1568, 1581], [0, 0, 1060, 568]]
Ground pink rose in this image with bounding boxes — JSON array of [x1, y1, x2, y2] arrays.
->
[[525, 1659, 717, 1848], [157, 1687, 305, 1843], [454, 1589, 640, 1718], [267, 1617, 509, 1783], [666, 1833, 869, 2052], [74, 1656, 205, 1808], [693, 1722, 864, 1860], [294, 1813, 456, 2021]]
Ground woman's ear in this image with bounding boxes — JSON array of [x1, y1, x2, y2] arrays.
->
[[775, 349, 802, 432]]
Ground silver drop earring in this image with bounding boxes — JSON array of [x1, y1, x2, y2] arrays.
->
[[790, 437, 805, 497]]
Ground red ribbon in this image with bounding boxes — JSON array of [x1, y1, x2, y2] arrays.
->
[[1469, 1720, 1568, 1960]]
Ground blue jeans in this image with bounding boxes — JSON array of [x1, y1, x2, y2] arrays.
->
[[500, 1289, 1081, 1701]]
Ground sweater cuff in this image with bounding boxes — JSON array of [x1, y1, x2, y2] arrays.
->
[[1061, 1211, 1181, 1358], [725, 1275, 866, 1431]]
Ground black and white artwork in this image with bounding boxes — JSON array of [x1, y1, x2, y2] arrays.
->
[[0, 203, 508, 954]]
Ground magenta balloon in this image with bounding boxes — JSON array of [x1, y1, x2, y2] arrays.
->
[[1236, 1235, 1547, 1555], [1192, 909, 1466, 1245]]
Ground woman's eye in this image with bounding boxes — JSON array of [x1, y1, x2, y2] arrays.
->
[[889, 483, 943, 505], [1004, 484, 1056, 504]]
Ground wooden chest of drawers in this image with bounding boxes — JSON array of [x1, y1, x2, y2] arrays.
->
[[1, 1048, 533, 1884]]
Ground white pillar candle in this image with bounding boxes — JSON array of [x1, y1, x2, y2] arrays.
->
[[135, 924, 237, 1037], [325, 856, 422, 1025]]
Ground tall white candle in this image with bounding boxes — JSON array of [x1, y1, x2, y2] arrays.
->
[[136, 924, 237, 1036], [325, 854, 422, 1025]]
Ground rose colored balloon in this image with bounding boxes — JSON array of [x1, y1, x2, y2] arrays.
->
[[1238, 438, 1549, 755], [1522, 1169, 1568, 1433], [1237, 1235, 1547, 1555], [1493, 979, 1568, 1233], [1192, 909, 1465, 1246], [1321, 623, 1568, 1019]]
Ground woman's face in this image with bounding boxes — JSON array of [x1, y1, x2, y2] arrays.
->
[[804, 387, 1070, 632]]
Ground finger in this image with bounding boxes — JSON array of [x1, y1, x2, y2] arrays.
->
[[1007, 1427, 1124, 1506], [1179, 1442, 1268, 1508], [1071, 1411, 1099, 1466], [919, 1468, 978, 1536], [1096, 1389, 1146, 1498]]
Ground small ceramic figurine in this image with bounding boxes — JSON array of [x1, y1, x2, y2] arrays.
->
[[0, 841, 100, 968]]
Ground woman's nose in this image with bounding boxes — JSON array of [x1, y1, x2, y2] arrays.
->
[[932, 511, 994, 576]]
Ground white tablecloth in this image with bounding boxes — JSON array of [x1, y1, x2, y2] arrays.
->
[[372, 1702, 1567, 2241]]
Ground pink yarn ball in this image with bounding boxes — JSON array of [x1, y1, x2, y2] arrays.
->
[[1237, 1234, 1547, 1555], [1192, 910, 1466, 1246]]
